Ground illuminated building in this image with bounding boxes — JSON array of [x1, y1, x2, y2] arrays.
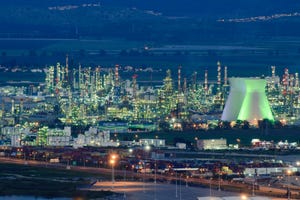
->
[[45, 66, 54, 94], [47, 127, 71, 146], [37, 126, 48, 146], [197, 139, 227, 150], [221, 78, 274, 123], [139, 138, 166, 147]]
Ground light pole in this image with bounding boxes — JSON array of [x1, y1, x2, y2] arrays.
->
[[45, 152, 49, 167], [175, 171, 178, 198], [33, 151, 36, 161], [186, 175, 188, 188], [252, 177, 255, 196], [154, 159, 157, 184], [128, 148, 134, 181], [179, 174, 182, 200], [287, 169, 292, 200], [218, 173, 221, 191], [123, 165, 127, 199], [154, 158, 157, 200], [110, 154, 117, 189], [210, 178, 212, 197], [143, 145, 151, 193]]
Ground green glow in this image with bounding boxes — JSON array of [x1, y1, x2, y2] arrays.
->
[[237, 79, 274, 121]]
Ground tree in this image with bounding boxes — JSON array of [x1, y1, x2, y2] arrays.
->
[[234, 120, 243, 129], [222, 121, 231, 129], [158, 121, 170, 131], [242, 120, 250, 129], [274, 120, 283, 129]]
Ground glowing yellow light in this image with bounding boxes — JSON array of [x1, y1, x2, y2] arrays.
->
[[110, 159, 115, 165]]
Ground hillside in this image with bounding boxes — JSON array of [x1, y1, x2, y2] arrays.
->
[[3, 0, 300, 18], [1, 0, 300, 69], [1, 0, 300, 42]]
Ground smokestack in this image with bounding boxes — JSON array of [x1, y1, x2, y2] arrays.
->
[[205, 70, 208, 92], [96, 66, 101, 91], [192, 72, 197, 90], [78, 64, 82, 91], [115, 64, 119, 87], [132, 74, 138, 100], [66, 54, 69, 82], [178, 66, 181, 93], [289, 74, 294, 94], [271, 66, 276, 78], [183, 77, 187, 94], [282, 68, 290, 94], [217, 61, 221, 91], [11, 99, 15, 115], [224, 66, 228, 86]]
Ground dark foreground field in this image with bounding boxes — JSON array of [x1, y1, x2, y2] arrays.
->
[[0, 163, 113, 199]]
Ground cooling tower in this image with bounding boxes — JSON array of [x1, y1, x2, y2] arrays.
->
[[221, 78, 274, 123]]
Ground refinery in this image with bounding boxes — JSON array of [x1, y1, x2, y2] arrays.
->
[[0, 55, 300, 147]]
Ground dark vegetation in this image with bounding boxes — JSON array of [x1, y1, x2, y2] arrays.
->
[[0, 163, 112, 199], [116, 127, 300, 147]]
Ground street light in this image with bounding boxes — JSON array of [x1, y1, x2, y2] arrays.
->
[[186, 175, 188, 188], [154, 152, 157, 200], [175, 171, 178, 198], [252, 174, 256, 196], [110, 154, 117, 189], [145, 145, 151, 151], [143, 145, 151, 193], [123, 165, 127, 199], [218, 172, 221, 191], [241, 194, 248, 200], [287, 169, 292, 200], [209, 178, 212, 197], [154, 161, 157, 200], [179, 174, 182, 200]]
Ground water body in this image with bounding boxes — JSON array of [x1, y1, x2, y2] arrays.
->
[[0, 196, 70, 200]]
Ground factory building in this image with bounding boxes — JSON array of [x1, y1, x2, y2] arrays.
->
[[197, 138, 227, 150], [140, 138, 166, 147]]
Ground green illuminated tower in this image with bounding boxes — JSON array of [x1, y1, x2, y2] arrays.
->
[[222, 78, 274, 123]]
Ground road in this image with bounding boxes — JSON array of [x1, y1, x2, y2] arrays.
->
[[88, 181, 238, 200], [0, 157, 298, 199]]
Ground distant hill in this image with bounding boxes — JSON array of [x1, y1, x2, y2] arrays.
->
[[3, 0, 300, 18], [101, 0, 300, 18], [1, 0, 300, 43]]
